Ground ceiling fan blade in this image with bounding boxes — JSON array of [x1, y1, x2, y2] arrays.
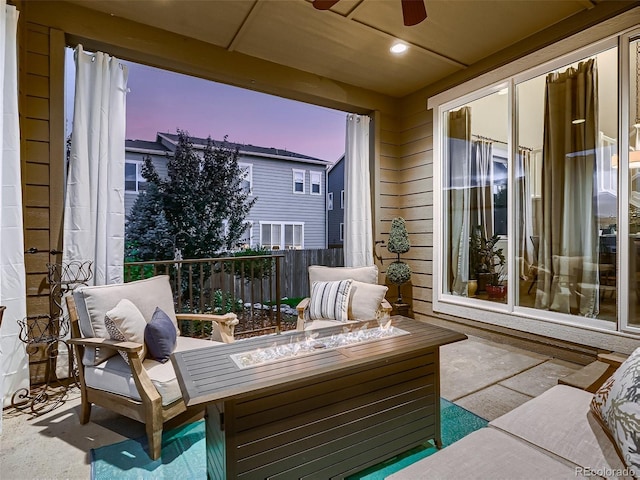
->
[[401, 0, 427, 26], [312, 0, 341, 10]]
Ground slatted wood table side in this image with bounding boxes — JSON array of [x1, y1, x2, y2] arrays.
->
[[171, 316, 466, 479]]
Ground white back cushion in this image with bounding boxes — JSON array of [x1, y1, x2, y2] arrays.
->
[[308, 265, 378, 286], [73, 275, 178, 365], [349, 281, 388, 320]]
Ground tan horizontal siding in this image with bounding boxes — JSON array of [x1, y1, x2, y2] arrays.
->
[[25, 140, 49, 164]]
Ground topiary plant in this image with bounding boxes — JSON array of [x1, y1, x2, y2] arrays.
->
[[387, 217, 410, 254], [386, 217, 411, 303]]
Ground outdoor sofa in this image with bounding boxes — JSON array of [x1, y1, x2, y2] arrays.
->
[[389, 350, 640, 479]]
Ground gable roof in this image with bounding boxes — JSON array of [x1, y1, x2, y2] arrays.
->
[[126, 133, 333, 167], [157, 132, 331, 166]]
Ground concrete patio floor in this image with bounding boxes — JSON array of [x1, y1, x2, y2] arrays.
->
[[0, 334, 582, 480]]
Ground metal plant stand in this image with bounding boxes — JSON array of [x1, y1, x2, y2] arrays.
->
[[11, 261, 92, 415]]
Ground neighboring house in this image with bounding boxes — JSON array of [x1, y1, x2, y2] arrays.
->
[[327, 155, 344, 248], [125, 132, 330, 250]]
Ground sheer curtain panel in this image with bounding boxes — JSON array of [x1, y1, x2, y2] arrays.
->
[[517, 147, 535, 279], [63, 45, 128, 285], [471, 139, 494, 239], [448, 107, 472, 295], [535, 59, 599, 317], [344, 114, 373, 267], [0, 2, 28, 421]]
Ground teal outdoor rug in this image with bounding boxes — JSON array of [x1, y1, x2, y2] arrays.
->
[[91, 399, 486, 480]]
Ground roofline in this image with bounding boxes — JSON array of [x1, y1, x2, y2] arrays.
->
[[156, 132, 331, 166], [126, 146, 173, 156], [327, 154, 344, 173]]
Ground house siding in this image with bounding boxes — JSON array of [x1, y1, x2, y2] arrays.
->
[[124, 149, 169, 215], [327, 157, 344, 248], [21, 21, 65, 318], [394, 102, 434, 320], [248, 158, 326, 249], [125, 137, 328, 249]]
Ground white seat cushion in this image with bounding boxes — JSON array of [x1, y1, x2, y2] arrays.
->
[[84, 336, 221, 406], [490, 384, 629, 478], [388, 428, 583, 479]]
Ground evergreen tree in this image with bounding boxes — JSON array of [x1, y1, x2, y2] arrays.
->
[[125, 181, 174, 261], [126, 130, 256, 260]]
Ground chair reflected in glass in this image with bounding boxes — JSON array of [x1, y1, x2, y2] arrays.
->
[[598, 233, 616, 301], [527, 235, 540, 295]]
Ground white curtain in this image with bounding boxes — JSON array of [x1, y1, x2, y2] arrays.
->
[[63, 45, 128, 285], [471, 139, 494, 239], [344, 114, 373, 267], [0, 2, 28, 419], [517, 147, 535, 279], [448, 107, 472, 295]]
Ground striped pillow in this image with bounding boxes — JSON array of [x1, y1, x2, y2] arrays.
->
[[309, 280, 353, 322]]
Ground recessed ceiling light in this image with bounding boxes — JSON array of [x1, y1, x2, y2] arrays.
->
[[497, 88, 508, 96], [572, 118, 586, 124], [390, 43, 408, 54]]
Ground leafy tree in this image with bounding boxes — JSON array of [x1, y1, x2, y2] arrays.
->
[[128, 130, 256, 260]]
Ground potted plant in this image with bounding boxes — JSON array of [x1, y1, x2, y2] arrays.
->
[[485, 264, 507, 300], [386, 217, 411, 304], [469, 225, 505, 293]]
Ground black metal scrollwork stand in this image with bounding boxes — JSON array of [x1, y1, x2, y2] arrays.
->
[[11, 260, 92, 415]]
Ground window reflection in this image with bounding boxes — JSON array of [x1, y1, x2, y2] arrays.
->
[[445, 91, 508, 303], [628, 38, 640, 327], [516, 47, 618, 321]]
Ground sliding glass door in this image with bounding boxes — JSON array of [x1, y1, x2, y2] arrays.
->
[[515, 46, 618, 323]]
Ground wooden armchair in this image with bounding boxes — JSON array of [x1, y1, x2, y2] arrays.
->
[[66, 275, 238, 460], [296, 265, 392, 330]]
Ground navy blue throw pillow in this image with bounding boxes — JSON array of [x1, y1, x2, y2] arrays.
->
[[144, 307, 177, 363]]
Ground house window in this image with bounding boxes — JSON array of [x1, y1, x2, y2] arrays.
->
[[260, 222, 304, 249], [328, 192, 334, 210], [125, 161, 146, 192], [340, 190, 345, 209], [442, 90, 509, 305], [433, 32, 630, 334], [293, 169, 305, 194], [339, 223, 344, 241], [239, 163, 253, 195], [238, 223, 253, 248], [310, 171, 321, 195]]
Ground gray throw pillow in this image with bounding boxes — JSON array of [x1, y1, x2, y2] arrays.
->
[[144, 307, 178, 363]]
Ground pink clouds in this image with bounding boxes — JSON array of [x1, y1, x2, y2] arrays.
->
[[124, 60, 346, 162]]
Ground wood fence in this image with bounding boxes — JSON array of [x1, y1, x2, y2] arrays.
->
[[124, 248, 343, 337], [278, 248, 344, 298]]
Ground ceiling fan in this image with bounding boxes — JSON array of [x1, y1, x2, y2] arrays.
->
[[312, 0, 427, 27]]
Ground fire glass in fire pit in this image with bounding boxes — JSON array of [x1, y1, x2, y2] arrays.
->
[[230, 321, 409, 369]]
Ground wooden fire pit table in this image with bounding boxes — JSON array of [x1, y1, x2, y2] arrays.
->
[[171, 316, 466, 479]]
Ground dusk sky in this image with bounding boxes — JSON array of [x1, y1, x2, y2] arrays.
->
[[66, 49, 347, 163]]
